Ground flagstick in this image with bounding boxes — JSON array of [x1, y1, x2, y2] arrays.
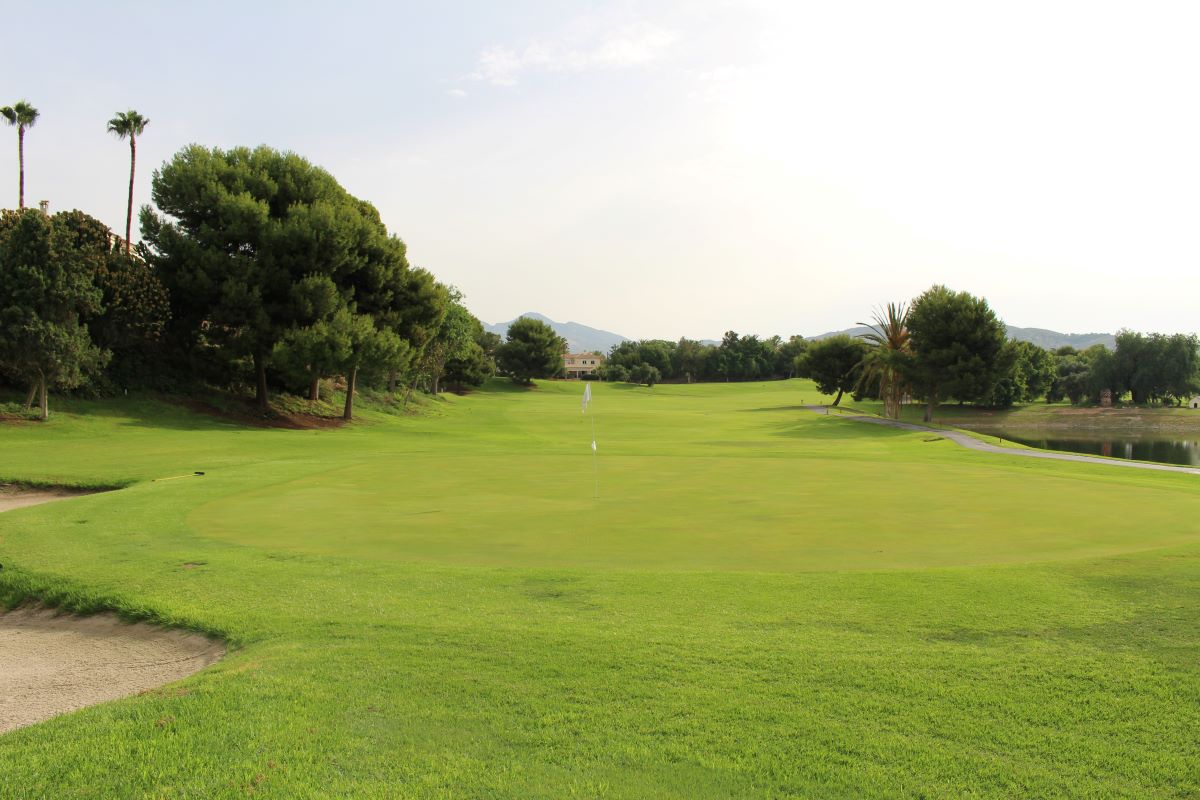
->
[[590, 408, 599, 499]]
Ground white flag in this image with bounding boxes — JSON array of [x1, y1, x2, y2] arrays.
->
[[591, 440, 597, 452], [581, 382, 592, 413]]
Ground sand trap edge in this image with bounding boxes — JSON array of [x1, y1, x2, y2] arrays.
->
[[0, 484, 114, 514], [0, 606, 226, 734]]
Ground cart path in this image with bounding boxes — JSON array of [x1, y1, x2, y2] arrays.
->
[[803, 406, 1200, 476]]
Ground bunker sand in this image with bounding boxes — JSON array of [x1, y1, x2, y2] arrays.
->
[[0, 609, 223, 733], [0, 486, 97, 513], [0, 489, 224, 734]]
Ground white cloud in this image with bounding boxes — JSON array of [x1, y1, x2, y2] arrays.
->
[[447, 88, 467, 98], [469, 22, 679, 86]]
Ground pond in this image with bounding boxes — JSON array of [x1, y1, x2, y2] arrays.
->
[[992, 433, 1200, 467]]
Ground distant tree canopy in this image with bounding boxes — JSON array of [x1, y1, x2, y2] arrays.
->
[[443, 320, 498, 391], [422, 290, 488, 394], [496, 316, 565, 385], [1047, 346, 1095, 404], [988, 339, 1055, 407], [796, 335, 866, 406], [1099, 330, 1200, 406], [841, 287, 1199, 413], [907, 285, 1008, 422], [629, 363, 661, 387], [599, 333, 807, 385]]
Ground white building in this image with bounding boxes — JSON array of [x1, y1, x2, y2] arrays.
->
[[563, 353, 604, 379], [1190, 396, 1200, 409]]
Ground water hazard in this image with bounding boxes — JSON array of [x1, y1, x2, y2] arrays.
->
[[996, 433, 1200, 467]]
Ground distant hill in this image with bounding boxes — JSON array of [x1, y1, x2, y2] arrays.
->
[[485, 313, 629, 354], [1004, 327, 1114, 350], [812, 325, 1115, 350], [486, 314, 1115, 354]]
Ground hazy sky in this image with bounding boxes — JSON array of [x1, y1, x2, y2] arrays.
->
[[5, 1, 1199, 339]]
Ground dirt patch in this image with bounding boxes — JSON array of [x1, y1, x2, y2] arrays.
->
[[0, 607, 224, 733], [171, 397, 346, 430], [0, 485, 102, 513]]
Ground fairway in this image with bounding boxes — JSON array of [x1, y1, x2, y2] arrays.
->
[[192, 386, 1200, 570], [2, 380, 1199, 797]]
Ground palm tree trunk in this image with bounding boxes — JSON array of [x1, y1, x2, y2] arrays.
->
[[309, 377, 320, 402], [343, 367, 358, 421], [17, 126, 25, 209], [883, 378, 901, 419], [125, 136, 136, 254]]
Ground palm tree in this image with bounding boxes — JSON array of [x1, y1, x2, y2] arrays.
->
[[107, 110, 149, 254], [857, 302, 911, 419], [1, 101, 39, 209]]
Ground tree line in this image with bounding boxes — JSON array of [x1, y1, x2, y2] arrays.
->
[[1047, 332, 1200, 406], [0, 135, 510, 419], [597, 333, 808, 386], [796, 286, 1199, 421], [3, 100, 1194, 419], [580, 285, 1197, 420], [0, 100, 584, 415]]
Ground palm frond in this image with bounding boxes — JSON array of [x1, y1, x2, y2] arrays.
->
[[853, 302, 911, 418], [108, 109, 149, 138], [7, 100, 38, 127]]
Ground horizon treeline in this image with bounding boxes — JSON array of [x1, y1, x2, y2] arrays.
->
[[1, 107, 1196, 421], [600, 287, 1199, 417], [598, 333, 808, 386]]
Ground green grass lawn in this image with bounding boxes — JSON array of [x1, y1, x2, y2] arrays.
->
[[1, 379, 1199, 798]]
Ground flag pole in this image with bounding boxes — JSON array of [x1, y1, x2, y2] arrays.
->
[[583, 381, 598, 499], [590, 408, 598, 499]]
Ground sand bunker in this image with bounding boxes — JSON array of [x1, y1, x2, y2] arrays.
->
[[0, 607, 224, 733], [0, 484, 99, 513], [0, 486, 224, 733]]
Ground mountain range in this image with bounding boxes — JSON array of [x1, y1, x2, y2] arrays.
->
[[484, 313, 629, 354], [811, 326, 1115, 350], [485, 313, 1115, 354]]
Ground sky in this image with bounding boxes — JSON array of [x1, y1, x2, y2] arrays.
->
[[4, 1, 1199, 340]]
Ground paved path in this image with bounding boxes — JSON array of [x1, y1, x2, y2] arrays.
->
[[804, 406, 1200, 476]]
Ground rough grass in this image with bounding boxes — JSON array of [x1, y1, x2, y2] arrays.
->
[[1, 380, 1198, 798]]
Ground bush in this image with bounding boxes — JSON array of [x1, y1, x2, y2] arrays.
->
[[629, 364, 661, 386]]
